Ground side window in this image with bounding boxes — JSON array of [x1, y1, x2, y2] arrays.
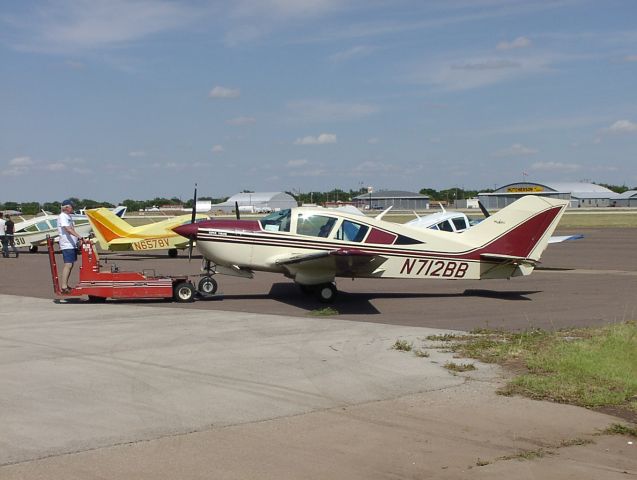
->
[[437, 220, 453, 232], [260, 209, 291, 232], [336, 220, 369, 242], [50, 219, 58, 228], [296, 214, 336, 238], [452, 217, 467, 231], [36, 221, 50, 232]]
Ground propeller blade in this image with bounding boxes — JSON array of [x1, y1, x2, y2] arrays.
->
[[478, 200, 491, 218], [235, 201, 240, 220], [188, 183, 198, 261]]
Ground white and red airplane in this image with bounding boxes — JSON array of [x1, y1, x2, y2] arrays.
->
[[174, 195, 569, 303]]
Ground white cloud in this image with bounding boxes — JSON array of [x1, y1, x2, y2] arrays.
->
[[226, 116, 256, 126], [493, 144, 538, 157], [623, 55, 637, 62], [531, 161, 581, 172], [496, 36, 531, 50], [128, 150, 146, 157], [45, 162, 67, 172], [328, 45, 375, 63], [209, 86, 241, 99], [287, 159, 309, 167], [9, 156, 34, 167], [294, 133, 336, 145], [411, 53, 553, 91], [211, 145, 225, 153], [604, 120, 637, 134], [7, 0, 200, 54], [287, 100, 378, 122], [367, 137, 379, 144]]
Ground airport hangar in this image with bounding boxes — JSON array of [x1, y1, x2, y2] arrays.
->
[[478, 182, 621, 209], [212, 191, 298, 213], [352, 190, 430, 210]]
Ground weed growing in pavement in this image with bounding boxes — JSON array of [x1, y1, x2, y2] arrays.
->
[[309, 307, 339, 316], [603, 423, 637, 437], [426, 333, 460, 342], [414, 349, 430, 358], [392, 339, 413, 352], [444, 361, 476, 372]]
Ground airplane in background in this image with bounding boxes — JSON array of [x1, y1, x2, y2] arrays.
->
[[174, 195, 569, 303], [86, 207, 208, 257], [13, 206, 126, 252], [406, 203, 583, 244]]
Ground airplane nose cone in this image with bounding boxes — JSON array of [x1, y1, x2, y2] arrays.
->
[[173, 223, 199, 239]]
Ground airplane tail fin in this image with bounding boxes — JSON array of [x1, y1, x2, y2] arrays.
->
[[460, 195, 568, 275], [112, 205, 127, 218], [85, 208, 136, 249]]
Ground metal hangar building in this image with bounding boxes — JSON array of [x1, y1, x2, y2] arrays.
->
[[478, 182, 617, 209], [352, 190, 430, 210]]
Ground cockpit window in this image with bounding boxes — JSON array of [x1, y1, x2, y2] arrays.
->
[[296, 214, 336, 238], [335, 220, 369, 242], [452, 217, 468, 231], [437, 220, 454, 232], [259, 209, 291, 232]]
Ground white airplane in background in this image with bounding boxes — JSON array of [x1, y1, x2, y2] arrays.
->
[[13, 206, 127, 252], [406, 203, 583, 244], [174, 195, 570, 303]]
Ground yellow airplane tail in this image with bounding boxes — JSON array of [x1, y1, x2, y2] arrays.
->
[[85, 208, 137, 249]]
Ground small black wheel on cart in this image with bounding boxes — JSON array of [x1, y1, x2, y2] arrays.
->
[[88, 295, 107, 303], [198, 276, 218, 295], [173, 281, 195, 302]]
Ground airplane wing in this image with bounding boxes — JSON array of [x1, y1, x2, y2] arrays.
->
[[275, 248, 388, 278]]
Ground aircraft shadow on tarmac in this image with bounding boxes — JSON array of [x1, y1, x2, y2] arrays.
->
[[218, 283, 542, 316]]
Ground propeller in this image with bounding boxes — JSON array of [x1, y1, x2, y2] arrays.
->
[[188, 183, 197, 261], [478, 200, 491, 218], [235, 201, 240, 220]]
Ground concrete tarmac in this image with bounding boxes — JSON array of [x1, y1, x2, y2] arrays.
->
[[1, 294, 635, 479]]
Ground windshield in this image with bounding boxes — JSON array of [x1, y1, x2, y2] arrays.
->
[[259, 209, 291, 232]]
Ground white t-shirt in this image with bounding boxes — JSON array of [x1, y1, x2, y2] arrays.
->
[[0, 218, 6, 235], [58, 212, 77, 250]]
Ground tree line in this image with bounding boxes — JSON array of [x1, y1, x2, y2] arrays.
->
[[2, 183, 634, 214]]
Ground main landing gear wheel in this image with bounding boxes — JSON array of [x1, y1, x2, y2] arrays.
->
[[168, 248, 178, 258], [29, 245, 38, 253], [198, 276, 218, 295], [173, 281, 195, 302], [88, 295, 107, 303], [317, 283, 337, 303]]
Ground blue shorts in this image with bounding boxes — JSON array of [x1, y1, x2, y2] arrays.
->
[[62, 248, 78, 263]]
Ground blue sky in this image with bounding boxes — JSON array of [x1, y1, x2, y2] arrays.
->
[[1, 0, 636, 203]]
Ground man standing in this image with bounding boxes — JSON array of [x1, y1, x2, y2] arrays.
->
[[58, 199, 83, 293], [0, 212, 7, 258], [5, 215, 18, 258]]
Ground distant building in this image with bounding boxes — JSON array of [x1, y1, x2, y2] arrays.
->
[[352, 190, 430, 210], [478, 182, 619, 209], [212, 192, 298, 213], [614, 190, 637, 207]]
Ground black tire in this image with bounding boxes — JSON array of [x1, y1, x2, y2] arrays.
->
[[168, 248, 178, 258], [29, 245, 38, 253], [88, 295, 107, 303], [198, 276, 218, 295], [317, 283, 337, 303], [173, 281, 195, 302]]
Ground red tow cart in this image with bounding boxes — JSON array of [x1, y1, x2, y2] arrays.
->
[[47, 237, 198, 302]]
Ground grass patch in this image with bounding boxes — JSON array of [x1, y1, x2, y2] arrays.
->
[[308, 307, 339, 316], [453, 322, 637, 411], [426, 333, 461, 342], [414, 349, 430, 358], [444, 361, 476, 372], [603, 423, 637, 437], [392, 339, 413, 352]]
